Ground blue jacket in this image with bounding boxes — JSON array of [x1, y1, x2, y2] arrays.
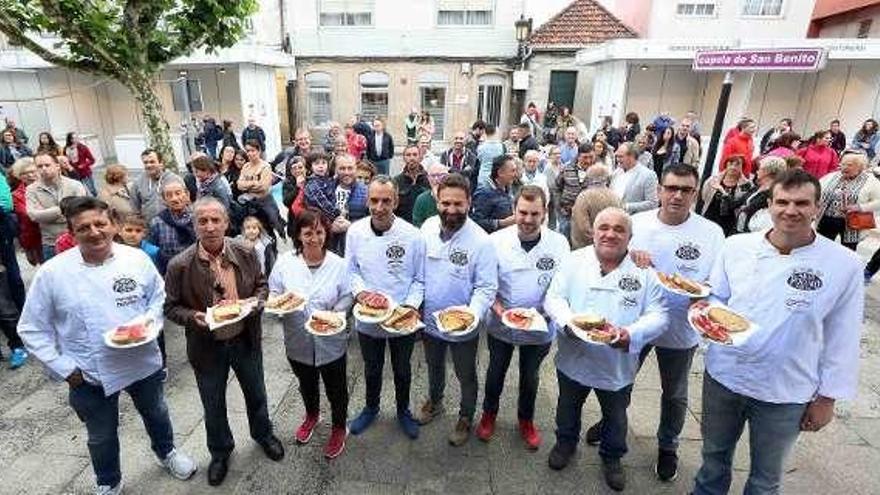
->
[[470, 180, 513, 233], [140, 240, 161, 268]]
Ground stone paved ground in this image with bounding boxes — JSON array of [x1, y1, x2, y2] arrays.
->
[[0, 237, 878, 495]]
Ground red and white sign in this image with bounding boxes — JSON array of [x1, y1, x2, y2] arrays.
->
[[693, 48, 827, 72]]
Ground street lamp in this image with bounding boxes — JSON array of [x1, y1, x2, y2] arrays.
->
[[515, 14, 532, 43]]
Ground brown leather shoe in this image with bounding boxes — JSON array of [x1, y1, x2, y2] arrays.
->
[[448, 417, 471, 447], [416, 400, 444, 425]]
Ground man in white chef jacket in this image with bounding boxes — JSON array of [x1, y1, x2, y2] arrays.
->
[[416, 173, 498, 447], [346, 176, 426, 439], [544, 207, 668, 492], [475, 185, 569, 450], [18, 196, 197, 495], [586, 163, 724, 481], [693, 169, 864, 495]]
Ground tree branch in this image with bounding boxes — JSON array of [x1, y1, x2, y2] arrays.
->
[[38, 0, 129, 76], [0, 13, 102, 74]]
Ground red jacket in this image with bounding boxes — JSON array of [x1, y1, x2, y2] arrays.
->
[[65, 142, 95, 178], [54, 231, 77, 254], [797, 144, 839, 179], [12, 183, 40, 250], [721, 131, 755, 177], [347, 132, 367, 159]]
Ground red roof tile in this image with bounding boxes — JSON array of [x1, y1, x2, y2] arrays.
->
[[528, 0, 637, 48]]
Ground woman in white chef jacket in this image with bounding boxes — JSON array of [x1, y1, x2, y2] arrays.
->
[[268, 208, 353, 459]]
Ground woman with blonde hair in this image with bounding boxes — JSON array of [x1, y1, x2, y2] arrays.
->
[[817, 150, 880, 251], [98, 164, 134, 216], [10, 157, 42, 265]]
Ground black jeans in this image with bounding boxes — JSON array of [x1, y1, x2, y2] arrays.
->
[[192, 336, 273, 459], [358, 332, 416, 413], [423, 334, 480, 421], [867, 246, 880, 277], [289, 354, 348, 427], [554, 369, 632, 461], [482, 334, 550, 421], [817, 215, 858, 251], [639, 344, 697, 451], [0, 318, 22, 352]]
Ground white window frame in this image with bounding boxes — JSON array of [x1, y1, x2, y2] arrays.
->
[[319, 0, 374, 27], [437, 0, 494, 27], [675, 2, 718, 18], [739, 0, 785, 19], [476, 73, 505, 128], [358, 71, 390, 122], [305, 72, 333, 129]]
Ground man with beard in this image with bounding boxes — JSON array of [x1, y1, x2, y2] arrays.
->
[[164, 197, 284, 486], [440, 130, 478, 180], [19, 196, 197, 495], [555, 143, 596, 239], [584, 164, 724, 481], [475, 186, 569, 450], [346, 176, 426, 439], [393, 144, 430, 224], [544, 207, 668, 491], [692, 169, 863, 494], [417, 173, 498, 447]]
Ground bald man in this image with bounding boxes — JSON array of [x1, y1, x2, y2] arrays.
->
[[412, 163, 450, 228]]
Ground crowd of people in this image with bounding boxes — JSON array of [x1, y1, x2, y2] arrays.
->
[[0, 106, 871, 495]]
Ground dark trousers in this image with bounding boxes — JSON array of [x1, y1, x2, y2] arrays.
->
[[68, 370, 174, 487], [192, 336, 273, 459], [639, 344, 697, 451], [0, 318, 22, 352], [423, 334, 479, 421], [867, 245, 880, 277], [482, 334, 550, 421], [157, 331, 167, 367], [555, 369, 632, 460], [359, 332, 416, 412], [817, 215, 858, 251], [288, 354, 348, 427]]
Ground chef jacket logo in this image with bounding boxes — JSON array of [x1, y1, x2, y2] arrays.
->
[[787, 269, 823, 291], [535, 256, 556, 271], [113, 277, 137, 293], [386, 243, 406, 260], [618, 275, 642, 292], [538, 273, 553, 287], [620, 296, 638, 307], [675, 243, 701, 261], [449, 249, 469, 267]]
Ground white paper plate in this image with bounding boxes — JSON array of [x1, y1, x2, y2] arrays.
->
[[264, 292, 307, 316], [658, 273, 711, 299], [501, 308, 548, 333], [433, 306, 479, 336], [353, 292, 396, 324], [205, 299, 258, 331], [567, 315, 620, 346], [305, 312, 348, 336], [379, 309, 426, 335], [687, 302, 759, 347], [103, 317, 161, 349]]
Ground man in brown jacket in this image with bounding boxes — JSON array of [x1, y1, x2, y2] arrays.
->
[[164, 197, 283, 487]]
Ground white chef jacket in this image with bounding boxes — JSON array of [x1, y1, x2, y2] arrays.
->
[[421, 216, 498, 342], [268, 251, 352, 366], [705, 231, 863, 404], [18, 244, 165, 396], [630, 209, 725, 349], [346, 216, 426, 339], [488, 225, 569, 346], [545, 246, 669, 391]]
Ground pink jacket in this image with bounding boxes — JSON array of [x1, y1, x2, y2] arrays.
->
[[797, 144, 839, 179]]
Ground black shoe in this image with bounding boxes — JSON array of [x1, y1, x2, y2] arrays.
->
[[548, 442, 576, 471], [259, 435, 285, 461], [207, 456, 229, 486], [602, 458, 626, 492], [655, 448, 679, 481], [585, 420, 602, 446]]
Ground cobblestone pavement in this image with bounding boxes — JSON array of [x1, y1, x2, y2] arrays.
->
[[0, 238, 878, 495]]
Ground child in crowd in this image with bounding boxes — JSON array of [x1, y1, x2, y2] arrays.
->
[[118, 212, 160, 268], [237, 215, 276, 275], [302, 151, 339, 222]]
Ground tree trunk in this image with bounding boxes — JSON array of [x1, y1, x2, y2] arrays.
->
[[127, 73, 178, 172]]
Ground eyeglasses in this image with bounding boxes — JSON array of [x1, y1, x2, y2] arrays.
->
[[428, 173, 449, 181], [661, 185, 696, 195]]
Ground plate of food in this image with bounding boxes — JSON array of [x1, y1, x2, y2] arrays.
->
[[264, 291, 307, 316], [657, 272, 711, 298], [501, 308, 548, 332], [434, 306, 478, 336], [305, 311, 347, 336], [567, 314, 620, 346], [205, 298, 257, 331], [103, 317, 160, 349], [380, 306, 424, 335], [354, 291, 394, 323], [688, 302, 756, 346]]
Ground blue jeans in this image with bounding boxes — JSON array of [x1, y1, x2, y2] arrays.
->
[[694, 373, 807, 495], [374, 159, 391, 176], [192, 335, 273, 459], [68, 370, 174, 487], [359, 332, 416, 413], [42, 244, 56, 261], [554, 369, 632, 460], [80, 175, 97, 196], [557, 214, 572, 242], [482, 334, 550, 421], [639, 344, 697, 451]]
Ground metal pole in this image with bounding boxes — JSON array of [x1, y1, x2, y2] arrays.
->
[[696, 71, 734, 212]]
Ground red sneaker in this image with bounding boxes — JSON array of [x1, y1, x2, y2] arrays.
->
[[295, 414, 319, 444], [519, 419, 541, 451], [475, 412, 497, 442], [324, 426, 348, 459]]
